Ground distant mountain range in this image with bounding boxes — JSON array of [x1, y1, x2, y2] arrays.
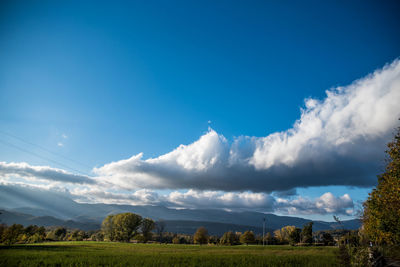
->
[[0, 184, 361, 235], [0, 209, 99, 231], [0, 209, 271, 234]]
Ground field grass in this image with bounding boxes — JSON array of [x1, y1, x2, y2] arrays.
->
[[0, 241, 339, 267]]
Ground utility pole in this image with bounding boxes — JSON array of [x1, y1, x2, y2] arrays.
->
[[263, 217, 266, 246]]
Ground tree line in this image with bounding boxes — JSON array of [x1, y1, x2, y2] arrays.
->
[[0, 211, 371, 248], [0, 224, 91, 245], [0, 215, 324, 246]]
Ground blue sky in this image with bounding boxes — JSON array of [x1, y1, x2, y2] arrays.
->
[[1, 0, 400, 221]]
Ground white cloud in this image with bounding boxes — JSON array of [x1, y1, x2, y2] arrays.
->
[[0, 179, 354, 215], [164, 190, 353, 215], [1, 59, 398, 217], [166, 189, 275, 210], [69, 186, 353, 215], [57, 142, 64, 147], [71, 188, 160, 205], [0, 161, 95, 185], [276, 192, 354, 215], [94, 59, 400, 192]]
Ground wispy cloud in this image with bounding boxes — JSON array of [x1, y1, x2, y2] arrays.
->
[[57, 133, 68, 147], [94, 59, 400, 192], [0, 162, 95, 185]]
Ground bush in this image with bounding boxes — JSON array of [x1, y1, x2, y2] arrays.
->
[[133, 234, 146, 243], [220, 231, 237, 245], [172, 236, 180, 244], [27, 233, 44, 243], [91, 232, 104, 241]]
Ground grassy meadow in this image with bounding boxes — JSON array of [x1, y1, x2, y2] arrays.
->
[[0, 241, 339, 267]]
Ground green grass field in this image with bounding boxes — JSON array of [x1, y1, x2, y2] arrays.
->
[[0, 241, 339, 267]]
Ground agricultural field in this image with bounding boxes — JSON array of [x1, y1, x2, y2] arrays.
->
[[0, 241, 339, 267]]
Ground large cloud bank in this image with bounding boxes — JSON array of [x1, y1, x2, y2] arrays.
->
[[1, 60, 399, 216], [95, 60, 400, 192]]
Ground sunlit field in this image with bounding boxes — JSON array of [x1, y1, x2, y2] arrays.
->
[[0, 241, 339, 267]]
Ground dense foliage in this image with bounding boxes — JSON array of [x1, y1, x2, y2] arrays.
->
[[0, 224, 48, 245], [288, 228, 301, 245], [273, 225, 296, 244], [140, 218, 155, 243], [239, 231, 255, 245], [0, 224, 95, 245], [321, 233, 334, 246], [301, 222, 313, 244], [363, 126, 400, 245], [101, 213, 155, 242], [193, 227, 209, 245], [220, 231, 238, 245]]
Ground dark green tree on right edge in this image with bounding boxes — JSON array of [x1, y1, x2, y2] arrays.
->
[[363, 125, 400, 245]]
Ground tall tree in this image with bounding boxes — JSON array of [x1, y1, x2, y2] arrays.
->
[[265, 232, 276, 245], [141, 218, 155, 243], [101, 214, 115, 241], [301, 222, 313, 244], [321, 232, 334, 246], [54, 227, 67, 241], [101, 213, 143, 242], [363, 126, 400, 245], [274, 225, 296, 244], [155, 220, 166, 243], [112, 213, 143, 242], [193, 227, 208, 245], [288, 228, 301, 245], [220, 231, 237, 245], [240, 231, 255, 245]]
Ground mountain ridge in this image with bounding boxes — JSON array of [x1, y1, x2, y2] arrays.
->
[[0, 184, 361, 233]]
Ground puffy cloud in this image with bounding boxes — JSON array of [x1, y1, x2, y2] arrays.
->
[[166, 189, 275, 210], [0, 161, 95, 185], [163, 190, 353, 215], [95, 59, 400, 192], [276, 192, 354, 215], [71, 187, 353, 215]]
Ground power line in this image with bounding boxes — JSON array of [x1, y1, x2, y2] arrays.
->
[[0, 139, 90, 176], [0, 130, 93, 170]]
